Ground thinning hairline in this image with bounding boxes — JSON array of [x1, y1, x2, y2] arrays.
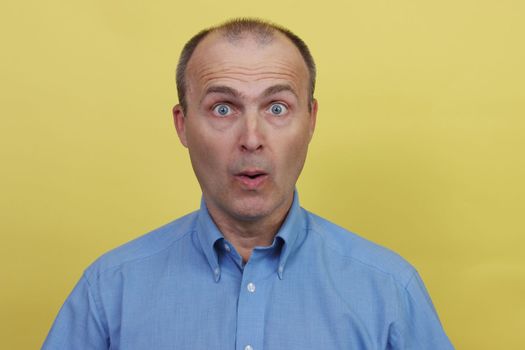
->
[[186, 30, 312, 94]]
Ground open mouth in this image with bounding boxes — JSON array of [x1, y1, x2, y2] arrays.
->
[[235, 170, 268, 188], [242, 173, 265, 179], [237, 170, 267, 179]]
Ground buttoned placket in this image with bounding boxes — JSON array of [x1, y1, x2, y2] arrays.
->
[[234, 245, 280, 350], [197, 192, 304, 349]]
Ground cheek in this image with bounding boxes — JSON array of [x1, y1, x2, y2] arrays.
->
[[188, 141, 222, 174], [277, 131, 310, 175], [186, 123, 231, 173]]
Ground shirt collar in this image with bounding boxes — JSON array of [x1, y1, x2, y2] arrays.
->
[[195, 191, 307, 282]]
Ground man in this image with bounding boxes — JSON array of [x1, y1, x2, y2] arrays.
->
[[43, 19, 454, 349]]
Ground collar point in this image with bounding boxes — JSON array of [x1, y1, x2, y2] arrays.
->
[[213, 267, 221, 282], [277, 265, 285, 280]]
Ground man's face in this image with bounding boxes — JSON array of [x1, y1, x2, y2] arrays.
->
[[173, 31, 317, 222]]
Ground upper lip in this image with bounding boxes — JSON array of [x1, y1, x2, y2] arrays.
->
[[236, 169, 267, 177]]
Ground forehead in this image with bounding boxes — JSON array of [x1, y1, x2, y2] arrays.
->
[[185, 31, 309, 98]]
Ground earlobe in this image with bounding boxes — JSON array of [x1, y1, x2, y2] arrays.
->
[[172, 104, 188, 148]]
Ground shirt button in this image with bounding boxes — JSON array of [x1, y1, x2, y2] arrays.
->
[[245, 345, 253, 350], [224, 243, 230, 252], [246, 282, 256, 293]]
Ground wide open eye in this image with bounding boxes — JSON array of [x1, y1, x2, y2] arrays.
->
[[268, 103, 288, 116], [212, 104, 232, 117]]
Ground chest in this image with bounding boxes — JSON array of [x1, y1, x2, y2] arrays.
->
[[109, 269, 391, 350]]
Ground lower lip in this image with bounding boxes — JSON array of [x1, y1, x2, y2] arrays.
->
[[235, 174, 268, 189]]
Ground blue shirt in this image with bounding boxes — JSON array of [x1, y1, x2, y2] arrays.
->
[[42, 193, 454, 349]]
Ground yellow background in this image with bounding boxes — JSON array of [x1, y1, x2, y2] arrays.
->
[[1, 1, 524, 348]]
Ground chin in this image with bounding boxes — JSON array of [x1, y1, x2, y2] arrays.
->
[[230, 198, 273, 221]]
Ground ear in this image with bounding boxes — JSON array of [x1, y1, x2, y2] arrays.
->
[[308, 99, 318, 141], [172, 104, 188, 148]]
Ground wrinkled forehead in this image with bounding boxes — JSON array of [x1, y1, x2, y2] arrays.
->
[[185, 31, 310, 99]]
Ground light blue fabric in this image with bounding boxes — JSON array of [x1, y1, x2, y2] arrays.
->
[[42, 193, 454, 349]]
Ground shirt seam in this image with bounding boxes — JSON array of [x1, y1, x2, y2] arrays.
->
[[393, 270, 419, 346], [403, 270, 418, 289], [307, 225, 415, 286], [395, 284, 432, 349], [81, 273, 108, 340], [403, 271, 441, 324], [88, 227, 195, 280]]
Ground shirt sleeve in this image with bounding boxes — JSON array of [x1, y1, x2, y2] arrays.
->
[[388, 270, 455, 349], [42, 273, 109, 350]]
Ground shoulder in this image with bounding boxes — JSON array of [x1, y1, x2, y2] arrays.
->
[[84, 211, 198, 281], [304, 209, 416, 287]]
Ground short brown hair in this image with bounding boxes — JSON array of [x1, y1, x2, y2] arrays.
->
[[176, 18, 316, 113]]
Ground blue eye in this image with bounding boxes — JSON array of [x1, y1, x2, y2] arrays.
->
[[268, 103, 287, 116], [213, 104, 232, 117]]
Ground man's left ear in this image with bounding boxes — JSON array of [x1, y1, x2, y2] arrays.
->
[[172, 104, 188, 148], [308, 99, 318, 140]]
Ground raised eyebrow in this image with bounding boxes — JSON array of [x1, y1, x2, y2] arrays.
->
[[262, 84, 298, 99], [202, 85, 241, 99]]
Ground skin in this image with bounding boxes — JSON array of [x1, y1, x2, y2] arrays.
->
[[173, 31, 318, 262]]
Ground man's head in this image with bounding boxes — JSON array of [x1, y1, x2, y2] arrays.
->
[[173, 18, 318, 224]]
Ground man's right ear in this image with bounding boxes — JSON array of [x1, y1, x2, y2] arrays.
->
[[172, 104, 188, 148]]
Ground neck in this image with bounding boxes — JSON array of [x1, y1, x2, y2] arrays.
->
[[206, 195, 293, 263]]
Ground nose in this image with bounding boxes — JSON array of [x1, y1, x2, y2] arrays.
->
[[239, 112, 264, 152]]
